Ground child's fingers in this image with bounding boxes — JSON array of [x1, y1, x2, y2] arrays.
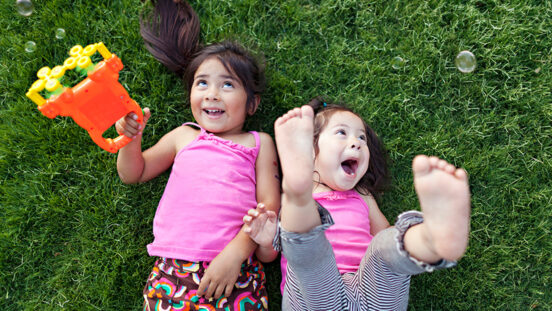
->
[[196, 277, 209, 297], [119, 107, 151, 138], [256, 203, 266, 212], [224, 284, 234, 298], [213, 285, 225, 301], [247, 209, 259, 217], [266, 210, 277, 221], [243, 215, 253, 225], [134, 107, 151, 137], [141, 107, 152, 125], [125, 113, 142, 129], [204, 281, 217, 299], [115, 120, 138, 138], [115, 112, 143, 138]]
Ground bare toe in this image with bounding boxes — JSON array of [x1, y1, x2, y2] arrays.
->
[[300, 105, 314, 118], [455, 168, 468, 181], [412, 155, 431, 177]]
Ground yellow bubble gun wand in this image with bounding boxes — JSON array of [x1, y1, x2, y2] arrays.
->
[[25, 42, 143, 153]]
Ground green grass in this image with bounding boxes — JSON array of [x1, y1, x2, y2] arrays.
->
[[1, 0, 551, 310]]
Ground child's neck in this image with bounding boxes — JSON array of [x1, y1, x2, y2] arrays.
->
[[312, 180, 335, 194], [210, 129, 246, 140]]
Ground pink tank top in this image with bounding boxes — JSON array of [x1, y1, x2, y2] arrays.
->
[[280, 190, 374, 292], [147, 123, 260, 262]]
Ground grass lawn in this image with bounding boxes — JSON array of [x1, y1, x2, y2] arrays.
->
[[1, 0, 551, 310]]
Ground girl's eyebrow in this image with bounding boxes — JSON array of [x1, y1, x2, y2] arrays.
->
[[194, 74, 237, 81], [332, 123, 366, 133], [332, 123, 351, 129], [220, 74, 237, 81]]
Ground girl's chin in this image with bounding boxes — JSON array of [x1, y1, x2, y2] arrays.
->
[[318, 174, 358, 192], [330, 182, 357, 192]]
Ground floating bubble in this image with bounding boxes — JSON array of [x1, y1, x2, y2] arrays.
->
[[16, 0, 33, 17], [55, 28, 66, 40], [391, 56, 405, 70], [455, 50, 476, 73], [25, 41, 36, 53]]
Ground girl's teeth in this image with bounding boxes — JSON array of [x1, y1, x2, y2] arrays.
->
[[205, 109, 223, 114]]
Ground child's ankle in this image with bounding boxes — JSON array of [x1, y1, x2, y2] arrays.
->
[[404, 223, 442, 263]]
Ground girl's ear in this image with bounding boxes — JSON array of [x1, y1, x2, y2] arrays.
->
[[248, 95, 261, 115]]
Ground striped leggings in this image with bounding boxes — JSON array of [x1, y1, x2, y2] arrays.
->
[[277, 210, 455, 311]]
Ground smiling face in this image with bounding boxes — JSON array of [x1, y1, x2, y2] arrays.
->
[[314, 111, 370, 192], [189, 57, 250, 135]]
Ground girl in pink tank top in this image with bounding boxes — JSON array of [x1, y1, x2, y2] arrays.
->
[[115, 2, 280, 310]]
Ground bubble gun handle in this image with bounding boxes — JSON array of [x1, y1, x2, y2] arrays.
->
[[25, 42, 143, 153]]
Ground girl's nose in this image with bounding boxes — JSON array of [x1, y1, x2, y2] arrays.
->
[[349, 138, 361, 150], [205, 87, 220, 101]]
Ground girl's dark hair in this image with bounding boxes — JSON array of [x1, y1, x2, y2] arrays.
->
[[140, 0, 265, 114], [308, 97, 390, 197]]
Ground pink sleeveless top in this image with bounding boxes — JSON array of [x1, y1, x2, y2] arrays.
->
[[147, 123, 260, 262], [280, 190, 374, 292]]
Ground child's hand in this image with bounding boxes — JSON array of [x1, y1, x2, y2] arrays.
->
[[115, 107, 151, 138], [197, 247, 243, 299], [243, 203, 277, 249]]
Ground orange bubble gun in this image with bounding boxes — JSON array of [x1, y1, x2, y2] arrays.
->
[[25, 42, 143, 153]]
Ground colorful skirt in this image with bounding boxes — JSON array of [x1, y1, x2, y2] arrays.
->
[[143, 257, 268, 311]]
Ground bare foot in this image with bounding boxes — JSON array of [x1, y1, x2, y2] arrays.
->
[[274, 105, 315, 204], [412, 155, 471, 261]]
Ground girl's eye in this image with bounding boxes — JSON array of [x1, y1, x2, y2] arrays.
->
[[336, 129, 346, 136], [197, 80, 207, 87], [359, 134, 367, 141], [223, 81, 234, 88]]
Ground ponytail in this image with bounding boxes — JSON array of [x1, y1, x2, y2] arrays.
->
[[140, 0, 200, 76]]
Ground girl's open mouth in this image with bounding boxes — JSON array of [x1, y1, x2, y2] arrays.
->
[[204, 109, 225, 116], [341, 159, 358, 177]]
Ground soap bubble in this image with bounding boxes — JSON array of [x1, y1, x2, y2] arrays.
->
[[25, 41, 36, 53], [16, 0, 33, 17], [55, 28, 66, 40], [391, 56, 405, 70], [455, 50, 476, 73]]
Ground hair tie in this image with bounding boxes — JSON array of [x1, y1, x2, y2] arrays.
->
[[323, 102, 327, 107]]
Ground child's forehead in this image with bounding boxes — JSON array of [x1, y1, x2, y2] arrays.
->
[[324, 111, 364, 130], [195, 57, 238, 79]]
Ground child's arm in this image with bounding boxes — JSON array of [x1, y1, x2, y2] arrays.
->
[[361, 193, 391, 236], [115, 109, 196, 183], [251, 132, 281, 261]]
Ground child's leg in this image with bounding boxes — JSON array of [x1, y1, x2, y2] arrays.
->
[[355, 156, 470, 310], [280, 204, 348, 311], [356, 223, 426, 310], [275, 106, 347, 310], [274, 105, 320, 233]]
